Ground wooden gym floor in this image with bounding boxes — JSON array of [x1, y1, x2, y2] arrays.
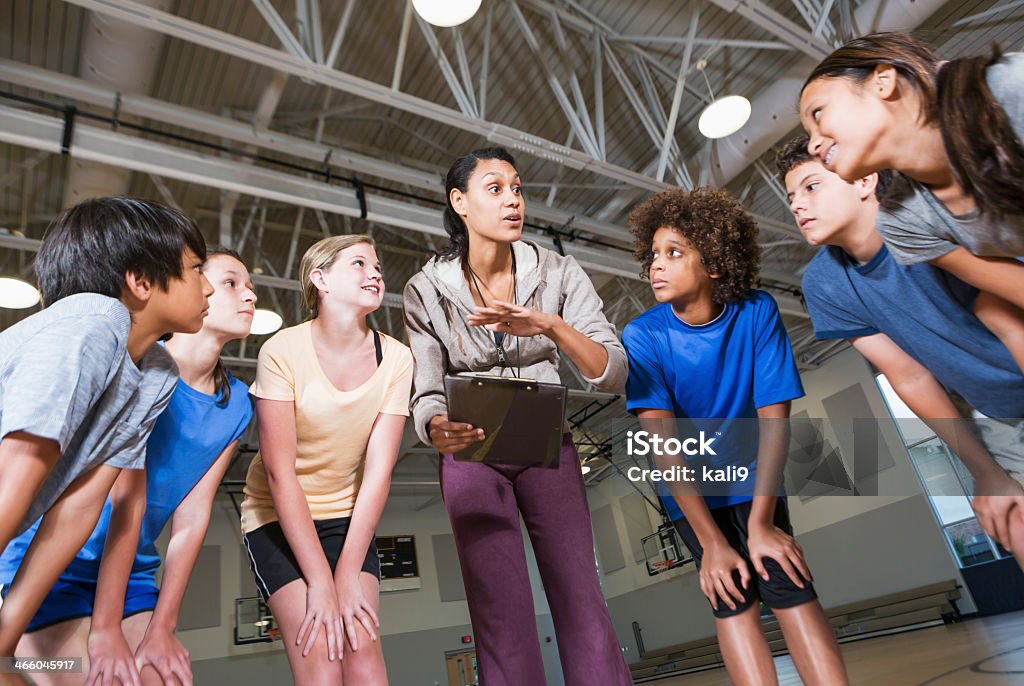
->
[[646, 610, 1024, 685]]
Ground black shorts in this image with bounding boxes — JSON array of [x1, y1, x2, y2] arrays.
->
[[243, 517, 381, 601], [673, 499, 817, 619]]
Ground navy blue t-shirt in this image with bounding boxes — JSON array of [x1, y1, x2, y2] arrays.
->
[[801, 245, 1024, 419], [623, 290, 805, 520]]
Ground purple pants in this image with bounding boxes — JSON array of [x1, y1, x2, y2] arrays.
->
[[440, 436, 632, 686]]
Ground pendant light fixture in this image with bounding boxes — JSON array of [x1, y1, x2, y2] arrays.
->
[[696, 59, 751, 140], [411, 0, 482, 28], [250, 308, 284, 335], [0, 277, 41, 309]]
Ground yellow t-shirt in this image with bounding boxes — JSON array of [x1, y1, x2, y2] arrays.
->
[[240, 322, 413, 533]]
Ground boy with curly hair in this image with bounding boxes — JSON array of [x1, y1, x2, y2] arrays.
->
[[623, 187, 848, 684]]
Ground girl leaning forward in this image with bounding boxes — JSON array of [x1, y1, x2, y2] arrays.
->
[[241, 235, 412, 686]]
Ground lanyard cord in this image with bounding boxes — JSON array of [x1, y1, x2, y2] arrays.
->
[[467, 248, 521, 377]]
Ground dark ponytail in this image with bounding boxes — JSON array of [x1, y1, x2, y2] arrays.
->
[[206, 245, 245, 405], [804, 32, 1024, 217], [211, 354, 232, 406], [438, 147, 519, 261], [937, 49, 1024, 217]]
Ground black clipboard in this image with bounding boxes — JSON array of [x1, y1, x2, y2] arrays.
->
[[444, 374, 567, 468]]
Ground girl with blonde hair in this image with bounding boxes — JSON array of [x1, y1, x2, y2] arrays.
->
[[242, 235, 412, 686]]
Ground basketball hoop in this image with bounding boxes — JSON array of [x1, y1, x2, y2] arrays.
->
[[642, 524, 692, 576]]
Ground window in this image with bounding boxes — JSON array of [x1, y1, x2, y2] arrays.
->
[[875, 374, 1010, 568]]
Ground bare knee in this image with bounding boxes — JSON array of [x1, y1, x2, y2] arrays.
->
[[15, 620, 90, 686], [140, 663, 169, 686], [341, 625, 386, 685], [287, 630, 343, 686]]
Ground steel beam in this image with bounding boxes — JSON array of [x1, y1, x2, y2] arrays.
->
[[656, 9, 699, 182], [1, 105, 810, 299], [592, 31, 605, 160], [705, 0, 831, 60], [60, 0, 666, 192], [508, 0, 601, 159], [529, 0, 706, 97], [812, 0, 838, 39], [220, 69, 289, 247], [0, 60, 632, 244], [324, 0, 357, 69], [295, 0, 325, 64], [953, 0, 1024, 27], [612, 36, 792, 51], [602, 38, 689, 188], [251, 0, 310, 63], [478, 2, 493, 119], [544, 5, 602, 161], [413, 15, 478, 117], [0, 104, 646, 281], [451, 27, 477, 115]]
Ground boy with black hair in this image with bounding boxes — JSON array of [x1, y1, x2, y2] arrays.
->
[[0, 197, 212, 670], [778, 135, 1024, 563], [623, 187, 848, 685]]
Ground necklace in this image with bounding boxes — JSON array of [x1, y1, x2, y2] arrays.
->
[[466, 247, 520, 376], [466, 248, 517, 308], [466, 263, 514, 305]]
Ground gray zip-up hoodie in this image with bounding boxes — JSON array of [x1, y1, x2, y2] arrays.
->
[[403, 240, 628, 445]]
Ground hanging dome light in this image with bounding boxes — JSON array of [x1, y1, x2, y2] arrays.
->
[[0, 277, 41, 309], [581, 464, 592, 475], [693, 59, 751, 140], [411, 0, 482, 27], [250, 308, 283, 336], [698, 95, 751, 139]]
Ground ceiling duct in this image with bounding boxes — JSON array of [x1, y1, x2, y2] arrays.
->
[[63, 0, 172, 207]]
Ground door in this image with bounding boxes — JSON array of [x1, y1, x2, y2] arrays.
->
[[445, 649, 478, 686]]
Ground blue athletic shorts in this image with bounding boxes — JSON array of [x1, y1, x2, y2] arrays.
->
[[1, 577, 159, 633]]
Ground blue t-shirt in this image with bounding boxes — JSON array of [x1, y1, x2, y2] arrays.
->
[[801, 245, 1024, 419], [0, 372, 252, 586], [623, 290, 805, 520]]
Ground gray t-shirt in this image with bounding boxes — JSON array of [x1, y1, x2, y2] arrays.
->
[[877, 52, 1024, 264], [0, 293, 178, 533]]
